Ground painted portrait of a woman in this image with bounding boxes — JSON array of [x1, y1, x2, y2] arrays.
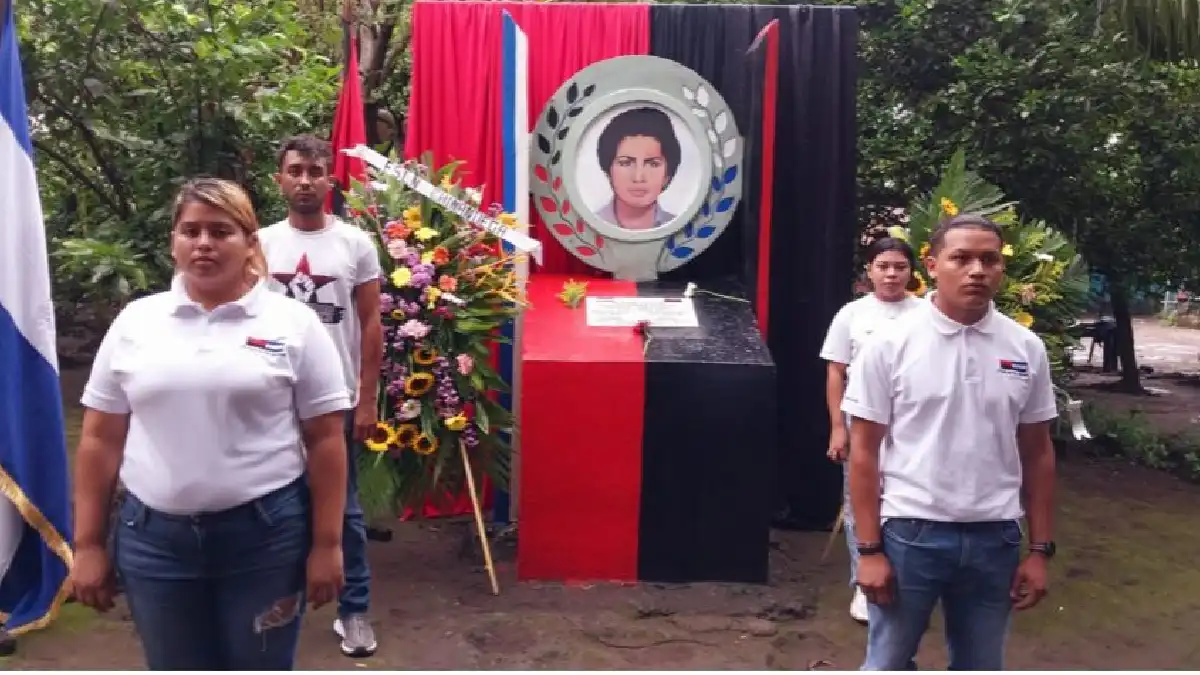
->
[[593, 106, 682, 231]]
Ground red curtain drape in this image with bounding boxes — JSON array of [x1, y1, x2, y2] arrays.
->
[[405, 1, 650, 276], [327, 34, 367, 214], [401, 1, 649, 518]]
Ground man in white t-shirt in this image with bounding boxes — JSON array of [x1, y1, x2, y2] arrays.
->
[[260, 135, 383, 658], [842, 214, 1057, 670]]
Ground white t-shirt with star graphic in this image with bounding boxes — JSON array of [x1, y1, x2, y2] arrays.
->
[[260, 216, 382, 406]]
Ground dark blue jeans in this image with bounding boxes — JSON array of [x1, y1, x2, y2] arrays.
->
[[114, 478, 310, 670], [863, 518, 1023, 671], [340, 412, 371, 617]]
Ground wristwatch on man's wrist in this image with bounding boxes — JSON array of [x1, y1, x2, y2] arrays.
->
[[856, 542, 884, 557], [1028, 541, 1057, 558]]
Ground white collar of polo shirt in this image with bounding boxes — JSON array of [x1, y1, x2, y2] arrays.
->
[[169, 273, 267, 318], [925, 291, 998, 336]]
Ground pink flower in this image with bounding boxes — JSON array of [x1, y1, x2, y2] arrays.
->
[[438, 275, 458, 292], [387, 239, 408, 260], [456, 353, 474, 376], [399, 319, 431, 339]]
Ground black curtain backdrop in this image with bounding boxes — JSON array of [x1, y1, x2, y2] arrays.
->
[[650, 5, 858, 530]]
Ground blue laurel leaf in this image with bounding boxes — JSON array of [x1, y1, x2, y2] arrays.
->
[[697, 226, 716, 238], [701, 203, 711, 217], [666, 234, 676, 249], [723, 166, 738, 185], [711, 177, 721, 193], [715, 197, 735, 213], [671, 246, 694, 259], [683, 221, 695, 237]]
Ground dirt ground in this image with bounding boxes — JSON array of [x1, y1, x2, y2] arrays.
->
[[5, 320, 1200, 670]]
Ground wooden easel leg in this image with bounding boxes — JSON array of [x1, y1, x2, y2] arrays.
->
[[820, 505, 845, 563], [460, 440, 500, 595]]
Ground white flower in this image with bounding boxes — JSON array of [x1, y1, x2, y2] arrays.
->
[[1035, 253, 1054, 262]]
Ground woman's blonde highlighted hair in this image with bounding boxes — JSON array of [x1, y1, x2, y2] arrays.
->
[[171, 177, 268, 278]]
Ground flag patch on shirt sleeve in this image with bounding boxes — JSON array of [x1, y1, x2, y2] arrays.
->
[[245, 337, 286, 355], [998, 359, 1029, 376]]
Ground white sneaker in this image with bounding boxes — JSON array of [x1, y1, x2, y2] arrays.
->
[[849, 587, 869, 624], [333, 614, 378, 657]]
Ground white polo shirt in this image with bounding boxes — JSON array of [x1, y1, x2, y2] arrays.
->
[[841, 296, 1058, 522], [820, 294, 925, 375], [81, 279, 351, 515]]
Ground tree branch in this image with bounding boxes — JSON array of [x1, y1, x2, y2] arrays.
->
[[32, 140, 126, 218], [38, 91, 132, 217]]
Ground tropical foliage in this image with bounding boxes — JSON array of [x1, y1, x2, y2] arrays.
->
[[883, 150, 1092, 389], [342, 157, 524, 517]]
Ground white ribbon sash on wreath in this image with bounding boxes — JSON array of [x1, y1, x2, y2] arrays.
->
[[342, 145, 544, 265]]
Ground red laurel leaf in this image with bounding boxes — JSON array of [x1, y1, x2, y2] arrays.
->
[[576, 219, 586, 233], [595, 235, 604, 249], [576, 245, 597, 257], [552, 176, 562, 191], [534, 165, 549, 182], [552, 223, 573, 236], [562, 200, 572, 215], [539, 196, 558, 214]]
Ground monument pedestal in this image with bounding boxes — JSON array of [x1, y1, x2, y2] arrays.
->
[[518, 274, 776, 584]]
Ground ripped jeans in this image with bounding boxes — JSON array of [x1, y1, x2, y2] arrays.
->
[[114, 478, 310, 670]]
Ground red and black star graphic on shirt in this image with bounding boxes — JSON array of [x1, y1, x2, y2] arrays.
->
[[271, 254, 337, 303], [270, 253, 345, 325]]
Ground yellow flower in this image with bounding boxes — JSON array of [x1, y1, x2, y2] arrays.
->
[[413, 347, 438, 365], [364, 422, 397, 452], [497, 213, 518, 229], [887, 226, 909, 241], [444, 414, 468, 432], [426, 287, 442, 303], [1013, 311, 1034, 328], [391, 267, 412, 287], [909, 271, 928, 297], [941, 197, 959, 217], [395, 423, 420, 448], [420, 251, 435, 265], [414, 433, 438, 455], [390, 308, 406, 321], [919, 242, 930, 259], [402, 206, 421, 226], [440, 174, 455, 190], [1002, 244, 1014, 257], [414, 227, 438, 242], [404, 372, 435, 396]]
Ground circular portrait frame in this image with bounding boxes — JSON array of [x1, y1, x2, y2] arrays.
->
[[530, 55, 744, 276]]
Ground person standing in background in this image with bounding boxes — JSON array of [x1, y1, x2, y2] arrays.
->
[[260, 134, 384, 658], [70, 177, 348, 670], [819, 237, 923, 624], [843, 214, 1056, 669]]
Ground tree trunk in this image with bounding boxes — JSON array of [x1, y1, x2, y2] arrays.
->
[[1109, 282, 1143, 392]]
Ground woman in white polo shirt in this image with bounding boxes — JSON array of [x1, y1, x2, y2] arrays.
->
[[819, 237, 922, 624], [69, 177, 350, 670]]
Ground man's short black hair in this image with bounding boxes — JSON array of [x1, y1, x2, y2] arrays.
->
[[596, 107, 682, 182], [929, 213, 1004, 253], [276, 134, 332, 170]]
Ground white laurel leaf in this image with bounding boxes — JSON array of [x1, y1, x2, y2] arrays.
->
[[707, 129, 718, 146], [714, 111, 728, 133], [692, 108, 708, 118], [722, 137, 737, 159], [696, 86, 710, 108], [682, 86, 695, 102], [713, 152, 723, 168]]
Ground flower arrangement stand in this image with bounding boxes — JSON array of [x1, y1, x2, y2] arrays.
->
[[460, 439, 500, 596]]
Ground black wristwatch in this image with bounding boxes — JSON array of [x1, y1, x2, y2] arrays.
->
[[1029, 541, 1057, 558], [856, 542, 884, 557]]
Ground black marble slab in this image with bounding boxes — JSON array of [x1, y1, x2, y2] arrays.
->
[[635, 277, 775, 367]]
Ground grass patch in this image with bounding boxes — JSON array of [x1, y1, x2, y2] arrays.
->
[[1080, 403, 1200, 482]]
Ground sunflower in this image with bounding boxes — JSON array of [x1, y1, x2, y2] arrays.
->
[[395, 423, 420, 448], [413, 347, 438, 365], [414, 433, 438, 455], [909, 271, 929, 297], [919, 242, 930, 259], [940, 197, 959, 217], [404, 372, 435, 396], [390, 308, 406, 321], [364, 422, 397, 453], [443, 413, 468, 432]]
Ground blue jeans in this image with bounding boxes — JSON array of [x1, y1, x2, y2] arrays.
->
[[863, 518, 1022, 671], [340, 412, 371, 617], [114, 478, 310, 670]]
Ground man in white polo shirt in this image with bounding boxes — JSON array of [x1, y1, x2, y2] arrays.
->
[[260, 135, 383, 658], [842, 214, 1057, 670]]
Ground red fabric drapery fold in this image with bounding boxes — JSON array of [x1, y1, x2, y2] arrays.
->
[[401, 1, 649, 518], [405, 1, 650, 276], [327, 34, 367, 214]]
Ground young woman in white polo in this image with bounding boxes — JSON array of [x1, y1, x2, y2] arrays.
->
[[819, 236, 923, 624], [69, 177, 350, 670]]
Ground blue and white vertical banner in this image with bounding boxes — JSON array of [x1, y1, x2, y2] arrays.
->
[[495, 9, 529, 524], [0, 0, 75, 635]]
